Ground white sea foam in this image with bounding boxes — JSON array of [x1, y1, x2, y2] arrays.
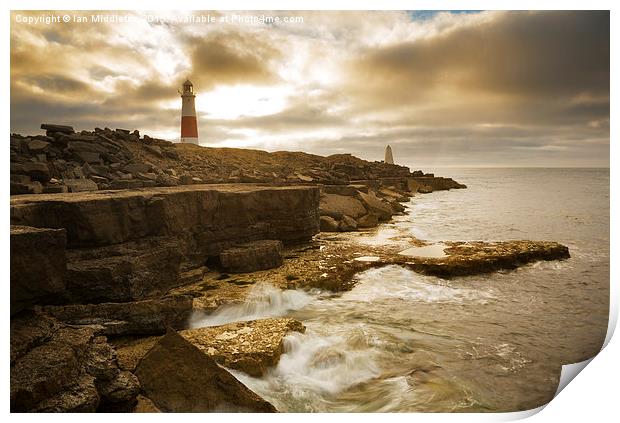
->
[[231, 323, 383, 408], [190, 282, 314, 328], [344, 265, 495, 304]]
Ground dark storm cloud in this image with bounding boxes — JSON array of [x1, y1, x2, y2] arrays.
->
[[187, 31, 282, 88], [351, 11, 609, 100]]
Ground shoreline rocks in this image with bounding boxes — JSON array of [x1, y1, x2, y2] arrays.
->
[[10, 184, 320, 308], [10, 311, 139, 412], [134, 330, 277, 412], [113, 318, 305, 377], [181, 318, 305, 377], [43, 295, 193, 336], [11, 123, 466, 196], [399, 241, 571, 278]]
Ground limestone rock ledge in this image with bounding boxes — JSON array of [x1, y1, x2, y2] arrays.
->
[[10, 184, 320, 306], [399, 241, 571, 278], [43, 295, 193, 336]]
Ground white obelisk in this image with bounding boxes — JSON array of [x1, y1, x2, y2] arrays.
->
[[384, 145, 394, 164]]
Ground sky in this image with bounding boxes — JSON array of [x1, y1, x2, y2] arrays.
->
[[10, 10, 610, 167]]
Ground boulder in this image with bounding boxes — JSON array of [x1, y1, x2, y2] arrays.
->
[[320, 193, 367, 219], [27, 139, 50, 153], [10, 312, 138, 412], [11, 162, 51, 182], [11, 181, 43, 195], [357, 190, 393, 221], [379, 187, 410, 202], [10, 226, 66, 315], [41, 124, 74, 134], [64, 178, 98, 193], [320, 184, 360, 197], [74, 151, 103, 164], [124, 163, 151, 174], [179, 174, 194, 185], [43, 295, 193, 336], [68, 140, 109, 154], [356, 213, 379, 228], [29, 375, 99, 412], [338, 215, 358, 232], [155, 174, 179, 186], [96, 370, 140, 411], [418, 185, 433, 194], [220, 240, 283, 273], [320, 215, 339, 232], [389, 200, 406, 214], [133, 395, 161, 412], [144, 145, 162, 157], [110, 179, 144, 190], [180, 318, 305, 377], [134, 330, 277, 412], [113, 337, 160, 373], [43, 184, 68, 194]]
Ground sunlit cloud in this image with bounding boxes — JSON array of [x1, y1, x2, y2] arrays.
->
[[10, 10, 609, 167]]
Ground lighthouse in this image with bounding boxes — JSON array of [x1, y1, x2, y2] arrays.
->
[[180, 79, 198, 144]]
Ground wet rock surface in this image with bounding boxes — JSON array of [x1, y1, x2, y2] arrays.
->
[[398, 241, 571, 278], [181, 318, 305, 376], [112, 318, 305, 377], [134, 330, 277, 412]]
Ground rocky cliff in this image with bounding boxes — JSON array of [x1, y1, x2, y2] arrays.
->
[[10, 184, 320, 313], [10, 123, 465, 195]]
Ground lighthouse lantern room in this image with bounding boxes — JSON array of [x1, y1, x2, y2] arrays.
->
[[180, 79, 199, 144]]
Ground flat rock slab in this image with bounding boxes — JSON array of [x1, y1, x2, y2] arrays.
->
[[181, 317, 305, 377], [114, 318, 305, 377], [396, 240, 570, 278], [43, 295, 193, 336], [10, 184, 320, 248]]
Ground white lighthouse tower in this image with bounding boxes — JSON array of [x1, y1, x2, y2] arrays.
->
[[180, 79, 198, 144]]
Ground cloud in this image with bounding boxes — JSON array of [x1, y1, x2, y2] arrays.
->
[[348, 11, 609, 105], [187, 31, 282, 88], [9, 10, 609, 167]]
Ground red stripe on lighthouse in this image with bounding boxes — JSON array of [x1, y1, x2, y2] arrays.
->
[[181, 116, 198, 138]]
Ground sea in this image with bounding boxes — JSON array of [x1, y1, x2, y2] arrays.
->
[[194, 168, 610, 412]]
